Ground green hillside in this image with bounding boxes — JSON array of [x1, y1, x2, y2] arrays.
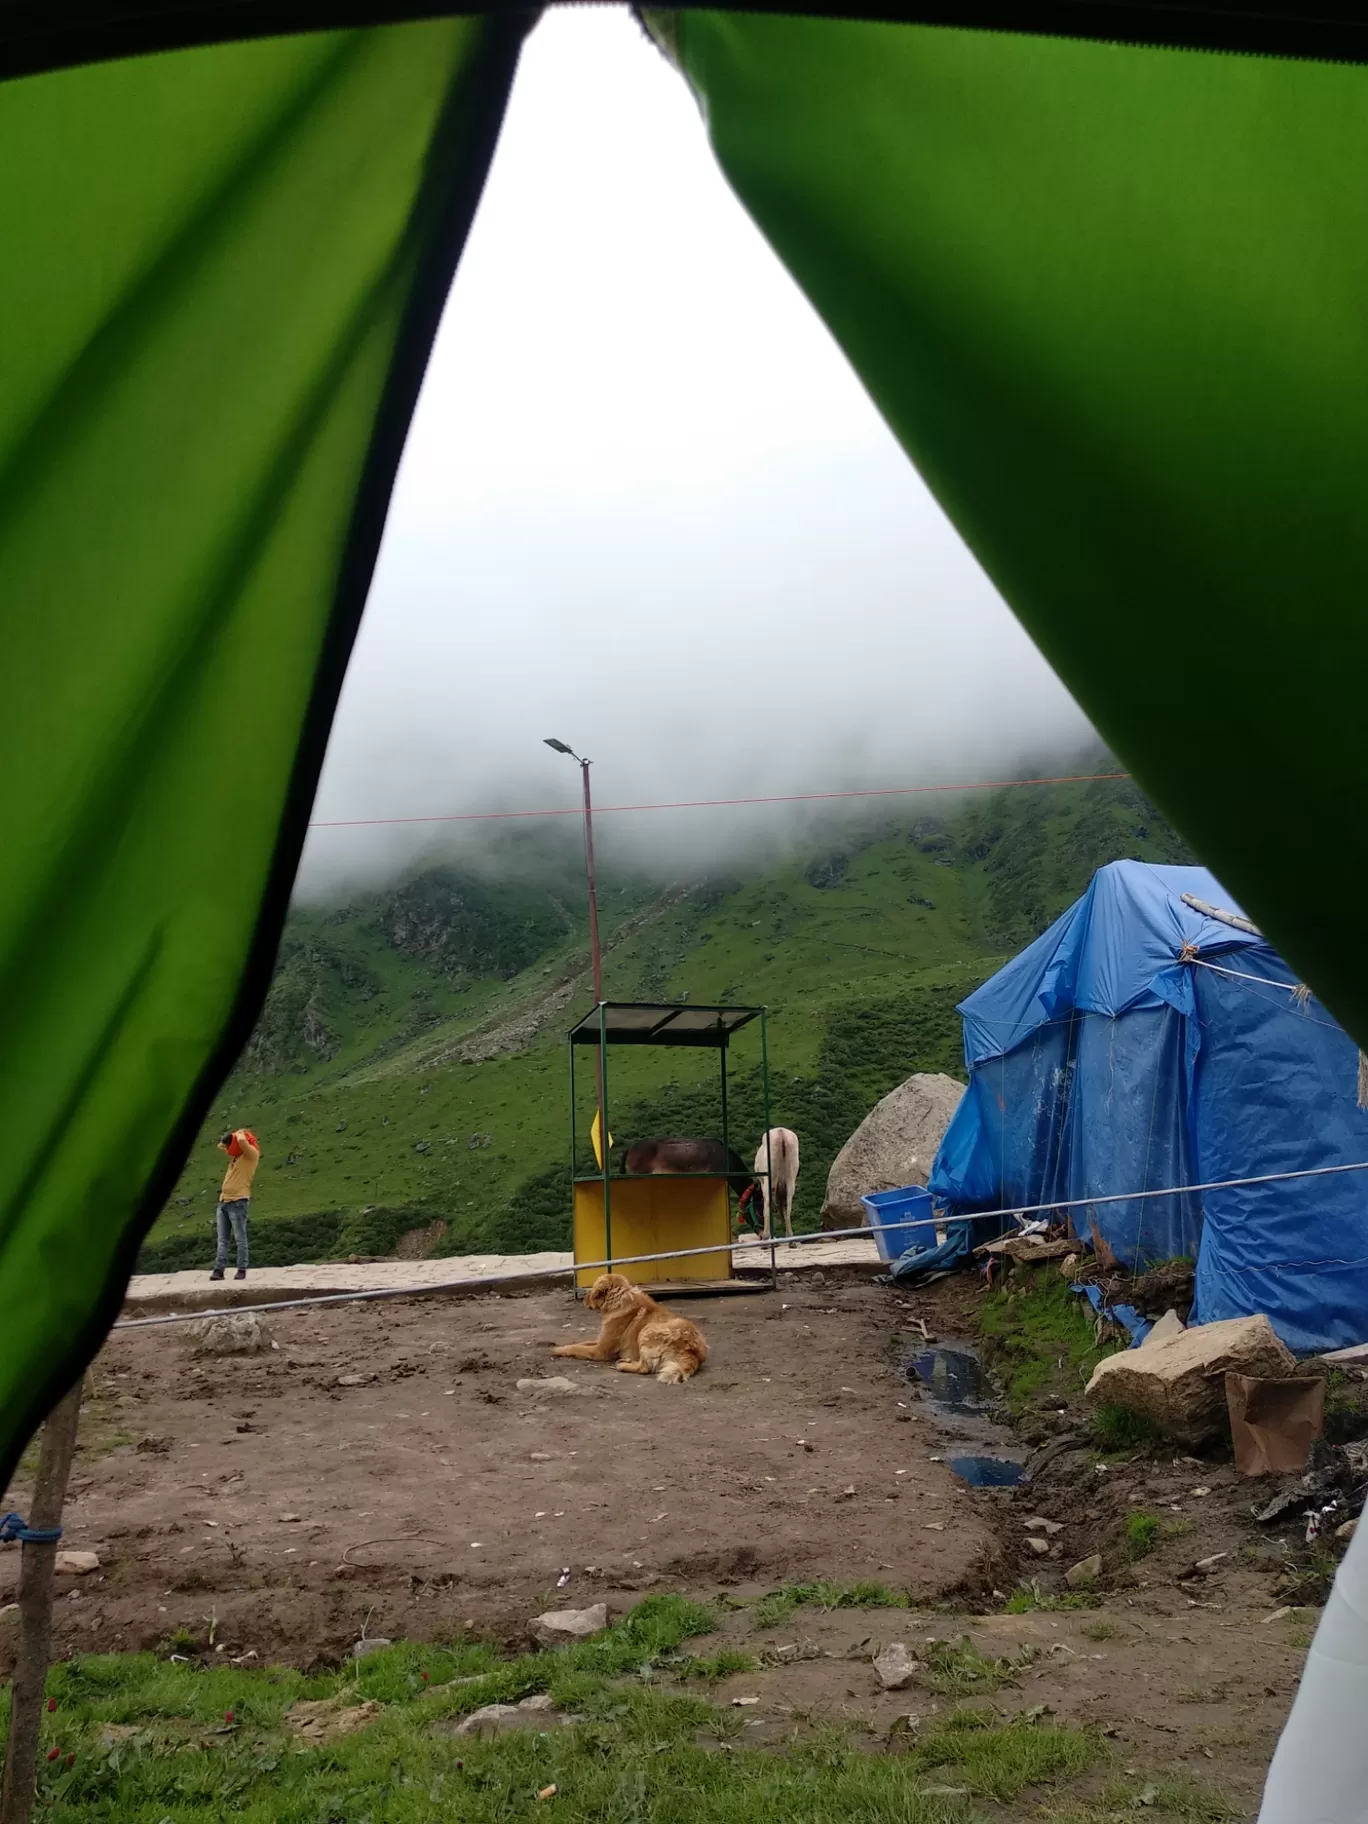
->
[[139, 765, 1193, 1271]]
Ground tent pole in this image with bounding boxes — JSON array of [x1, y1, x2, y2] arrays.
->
[[0, 1378, 84, 1824]]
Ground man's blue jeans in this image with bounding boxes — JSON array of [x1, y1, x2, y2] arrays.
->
[[214, 1198, 250, 1271]]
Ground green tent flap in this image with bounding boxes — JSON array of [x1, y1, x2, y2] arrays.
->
[[665, 9, 1368, 1042], [0, 13, 527, 1484]]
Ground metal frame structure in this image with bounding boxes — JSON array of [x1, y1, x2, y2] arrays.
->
[[567, 1000, 777, 1294]]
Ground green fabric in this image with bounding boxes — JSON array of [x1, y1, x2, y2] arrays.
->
[[668, 13, 1368, 1036], [0, 17, 512, 1477]]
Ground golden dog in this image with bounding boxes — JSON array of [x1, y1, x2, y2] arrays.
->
[[551, 1272, 708, 1384]]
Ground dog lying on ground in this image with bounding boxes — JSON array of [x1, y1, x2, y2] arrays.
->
[[550, 1272, 708, 1384]]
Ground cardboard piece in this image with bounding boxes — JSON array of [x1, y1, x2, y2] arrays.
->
[[1226, 1373, 1326, 1477]]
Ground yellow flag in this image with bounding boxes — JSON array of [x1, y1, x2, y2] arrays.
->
[[590, 1109, 613, 1168]]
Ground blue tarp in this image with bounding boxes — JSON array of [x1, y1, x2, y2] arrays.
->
[[930, 861, 1368, 1355]]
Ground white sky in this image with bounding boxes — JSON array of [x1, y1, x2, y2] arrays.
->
[[299, 6, 1091, 896]]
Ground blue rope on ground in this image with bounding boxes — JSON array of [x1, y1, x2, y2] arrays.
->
[[0, 1511, 62, 1545]]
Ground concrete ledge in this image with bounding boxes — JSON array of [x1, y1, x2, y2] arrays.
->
[[120, 1237, 883, 1318]]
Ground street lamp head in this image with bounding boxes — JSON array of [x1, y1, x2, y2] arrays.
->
[[543, 737, 576, 757]]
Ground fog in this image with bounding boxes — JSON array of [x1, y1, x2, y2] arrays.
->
[[298, 7, 1093, 901]]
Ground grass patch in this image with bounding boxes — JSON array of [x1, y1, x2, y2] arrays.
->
[[978, 1276, 1120, 1417], [910, 1707, 1097, 1802], [753, 1580, 911, 1629], [1092, 1404, 1167, 1453], [1084, 1774, 1244, 1817], [1, 1597, 1108, 1824], [1122, 1510, 1161, 1561], [921, 1637, 1037, 1696], [661, 1649, 759, 1683], [1080, 1621, 1120, 1642], [1004, 1584, 1097, 1615]]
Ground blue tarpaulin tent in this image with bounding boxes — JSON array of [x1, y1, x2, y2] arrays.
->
[[929, 862, 1368, 1355]]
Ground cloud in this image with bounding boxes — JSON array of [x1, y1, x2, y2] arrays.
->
[[299, 7, 1092, 899]]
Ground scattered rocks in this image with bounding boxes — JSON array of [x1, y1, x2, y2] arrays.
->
[[532, 1603, 608, 1642], [189, 1314, 274, 1358], [352, 1638, 392, 1660], [286, 1696, 383, 1742], [55, 1551, 101, 1576], [873, 1643, 919, 1690], [1065, 1553, 1103, 1589]]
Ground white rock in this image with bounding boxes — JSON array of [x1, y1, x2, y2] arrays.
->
[[873, 1642, 919, 1691], [1025, 1537, 1051, 1556], [821, 1073, 964, 1229], [1023, 1517, 1064, 1535], [533, 1602, 608, 1641], [517, 1377, 583, 1396], [55, 1551, 100, 1576], [1065, 1553, 1103, 1589], [190, 1313, 273, 1357], [352, 1637, 392, 1660]]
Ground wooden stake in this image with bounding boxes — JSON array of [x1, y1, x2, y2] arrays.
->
[[0, 1381, 83, 1824]]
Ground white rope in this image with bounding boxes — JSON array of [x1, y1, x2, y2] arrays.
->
[[111, 1155, 1368, 1333], [1189, 958, 1313, 997]]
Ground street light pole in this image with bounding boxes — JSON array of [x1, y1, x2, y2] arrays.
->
[[578, 756, 604, 1005], [545, 739, 607, 1175]]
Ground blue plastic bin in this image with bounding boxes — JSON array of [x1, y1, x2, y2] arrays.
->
[[862, 1185, 935, 1263]]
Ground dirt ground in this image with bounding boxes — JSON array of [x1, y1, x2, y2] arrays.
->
[[0, 1275, 1318, 1818]]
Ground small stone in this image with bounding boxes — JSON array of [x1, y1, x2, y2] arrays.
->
[[530, 1452, 554, 1462], [1025, 1537, 1050, 1556], [517, 1377, 583, 1396], [873, 1642, 919, 1690], [453, 1704, 527, 1737], [1065, 1553, 1103, 1589], [190, 1313, 273, 1358], [352, 1638, 392, 1660], [54, 1551, 100, 1576], [336, 1375, 365, 1388], [731, 1696, 760, 1707], [1192, 1552, 1229, 1575], [838, 1486, 857, 1500], [519, 1693, 556, 1713], [1337, 1519, 1359, 1542], [279, 1514, 302, 1524], [533, 1603, 608, 1642], [1023, 1517, 1064, 1535]]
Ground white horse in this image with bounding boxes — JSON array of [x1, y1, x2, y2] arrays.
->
[[752, 1128, 800, 1239]]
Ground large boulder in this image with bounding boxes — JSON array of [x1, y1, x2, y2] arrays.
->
[[1085, 1313, 1297, 1445], [821, 1073, 964, 1231]]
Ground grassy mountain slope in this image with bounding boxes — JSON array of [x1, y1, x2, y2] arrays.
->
[[139, 769, 1192, 1270]]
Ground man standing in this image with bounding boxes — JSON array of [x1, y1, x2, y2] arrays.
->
[[211, 1128, 260, 1282]]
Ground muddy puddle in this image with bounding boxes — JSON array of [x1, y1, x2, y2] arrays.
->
[[907, 1344, 1026, 1489]]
